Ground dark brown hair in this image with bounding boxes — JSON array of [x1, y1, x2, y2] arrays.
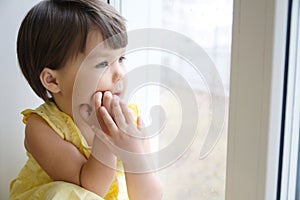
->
[[17, 0, 127, 101]]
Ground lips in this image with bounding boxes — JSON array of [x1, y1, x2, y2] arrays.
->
[[92, 81, 124, 102]]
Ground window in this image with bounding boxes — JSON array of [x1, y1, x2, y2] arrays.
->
[[110, 0, 292, 199], [0, 0, 293, 199], [280, 0, 300, 199], [110, 0, 233, 199], [226, 0, 289, 199]]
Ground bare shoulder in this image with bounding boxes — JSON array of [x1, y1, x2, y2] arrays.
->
[[24, 113, 86, 184]]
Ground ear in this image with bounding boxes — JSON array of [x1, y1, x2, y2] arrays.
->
[[40, 68, 61, 94]]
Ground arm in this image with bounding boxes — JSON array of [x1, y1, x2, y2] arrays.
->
[[95, 94, 163, 200], [124, 117, 163, 200], [24, 113, 116, 197]]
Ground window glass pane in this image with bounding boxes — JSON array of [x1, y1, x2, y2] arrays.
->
[[120, 0, 233, 199], [293, 1, 300, 198], [282, 0, 300, 199]]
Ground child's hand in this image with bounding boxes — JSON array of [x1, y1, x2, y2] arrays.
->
[[78, 91, 114, 134], [93, 91, 154, 172], [93, 92, 163, 198], [94, 93, 146, 159], [93, 91, 112, 134], [79, 91, 115, 132]]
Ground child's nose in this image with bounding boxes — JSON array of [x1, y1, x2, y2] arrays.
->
[[111, 60, 124, 82]]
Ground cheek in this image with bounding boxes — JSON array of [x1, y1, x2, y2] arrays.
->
[[95, 70, 112, 91], [63, 76, 77, 98], [73, 68, 104, 105]]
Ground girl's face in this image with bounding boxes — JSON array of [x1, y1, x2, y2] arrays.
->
[[56, 29, 127, 119]]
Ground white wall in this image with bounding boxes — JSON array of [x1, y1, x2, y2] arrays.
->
[[0, 1, 42, 199]]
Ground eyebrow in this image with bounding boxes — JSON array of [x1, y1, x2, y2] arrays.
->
[[86, 48, 126, 66]]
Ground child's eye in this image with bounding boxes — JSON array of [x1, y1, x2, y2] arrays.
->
[[118, 56, 126, 63], [95, 61, 108, 68]]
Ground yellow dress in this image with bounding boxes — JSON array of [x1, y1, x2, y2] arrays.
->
[[10, 102, 138, 200]]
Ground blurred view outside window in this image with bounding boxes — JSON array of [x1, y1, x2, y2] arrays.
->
[[117, 0, 233, 199]]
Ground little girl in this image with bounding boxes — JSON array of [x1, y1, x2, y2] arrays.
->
[[10, 0, 162, 199]]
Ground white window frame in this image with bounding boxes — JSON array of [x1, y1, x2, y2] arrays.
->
[[109, 0, 290, 199], [226, 0, 289, 199], [107, 0, 121, 14], [280, 0, 300, 198]]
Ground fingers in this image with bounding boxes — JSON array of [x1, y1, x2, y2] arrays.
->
[[99, 106, 119, 134], [94, 91, 136, 136], [137, 116, 145, 131], [94, 92, 110, 133], [120, 101, 134, 124], [112, 96, 126, 127], [103, 91, 113, 115], [94, 91, 103, 110]]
